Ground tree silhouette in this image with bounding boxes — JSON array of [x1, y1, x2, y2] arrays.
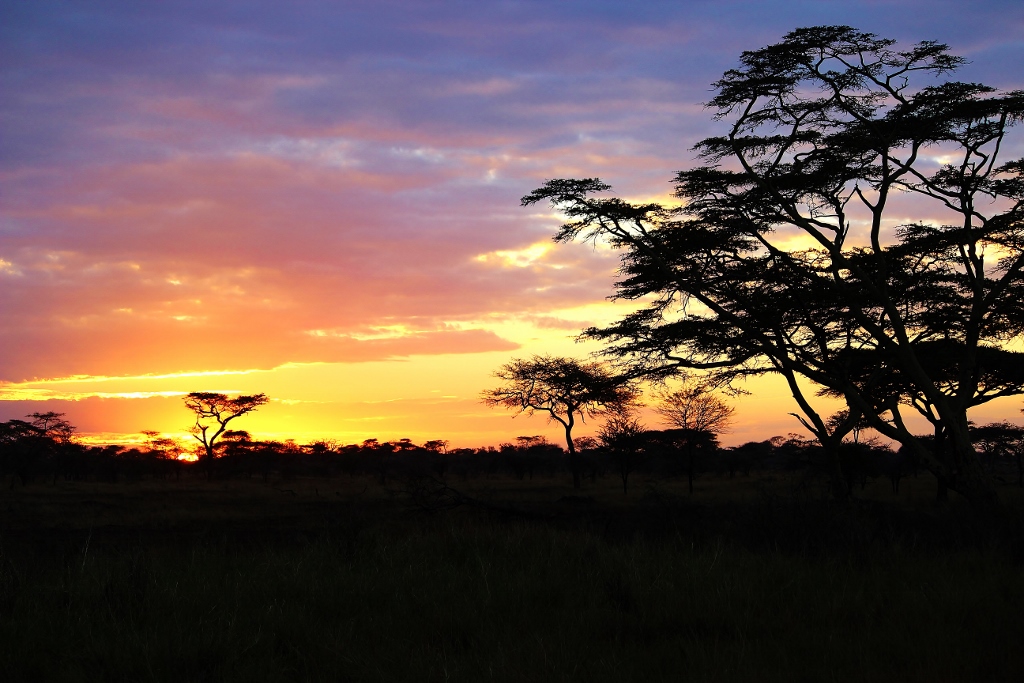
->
[[482, 355, 636, 489], [183, 392, 268, 470], [523, 26, 1024, 509], [655, 380, 735, 494], [0, 413, 78, 485], [424, 439, 449, 454], [598, 408, 646, 495], [971, 421, 1024, 488], [28, 412, 76, 444], [818, 342, 1024, 498], [140, 430, 184, 460]]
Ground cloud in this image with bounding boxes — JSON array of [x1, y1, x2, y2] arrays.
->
[[1, 130, 632, 381], [3, 0, 1023, 446]]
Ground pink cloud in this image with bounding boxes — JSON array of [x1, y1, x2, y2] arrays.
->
[[1, 145, 630, 381], [4, 0, 1023, 447]]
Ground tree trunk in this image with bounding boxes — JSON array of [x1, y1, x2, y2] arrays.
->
[[203, 443, 215, 480], [945, 419, 1000, 513], [912, 400, 1000, 512], [563, 420, 581, 490], [822, 437, 850, 501]]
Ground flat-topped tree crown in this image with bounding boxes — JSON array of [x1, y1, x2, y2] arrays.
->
[[482, 355, 637, 490], [184, 392, 268, 465]]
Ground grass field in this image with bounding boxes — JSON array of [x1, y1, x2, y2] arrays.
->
[[2, 472, 1023, 681]]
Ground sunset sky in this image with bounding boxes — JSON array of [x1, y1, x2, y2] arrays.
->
[[3, 0, 1023, 450]]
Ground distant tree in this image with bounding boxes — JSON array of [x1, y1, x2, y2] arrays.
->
[[0, 419, 43, 486], [655, 380, 735, 493], [0, 413, 78, 485], [482, 355, 637, 489], [972, 421, 1024, 488], [183, 392, 268, 469], [598, 409, 647, 494], [837, 438, 902, 493], [360, 438, 399, 485], [572, 436, 600, 452], [28, 412, 76, 444], [424, 439, 450, 454], [724, 440, 775, 478], [656, 381, 735, 436], [219, 430, 255, 457], [305, 438, 339, 455], [522, 26, 1024, 510], [140, 430, 184, 460]]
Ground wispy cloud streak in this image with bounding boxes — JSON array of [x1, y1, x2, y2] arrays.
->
[[2, 0, 1022, 440]]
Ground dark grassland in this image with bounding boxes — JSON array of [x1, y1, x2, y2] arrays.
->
[[2, 473, 1023, 682]]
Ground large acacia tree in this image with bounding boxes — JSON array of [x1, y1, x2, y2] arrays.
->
[[482, 355, 636, 489], [522, 26, 1024, 509]]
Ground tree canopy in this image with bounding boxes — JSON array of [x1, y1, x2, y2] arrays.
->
[[481, 355, 636, 489], [522, 26, 1024, 508], [656, 381, 735, 437], [184, 392, 268, 464]]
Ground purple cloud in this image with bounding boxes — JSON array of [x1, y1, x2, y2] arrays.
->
[[2, 0, 1022, 389]]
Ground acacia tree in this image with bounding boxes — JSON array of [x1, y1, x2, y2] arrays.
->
[[971, 421, 1024, 488], [0, 413, 77, 485], [482, 355, 636, 489], [655, 380, 735, 494], [28, 412, 76, 444], [424, 439, 450, 454], [183, 392, 268, 468], [523, 26, 1024, 509]]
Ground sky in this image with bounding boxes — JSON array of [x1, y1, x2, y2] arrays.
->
[[2, 0, 1023, 450]]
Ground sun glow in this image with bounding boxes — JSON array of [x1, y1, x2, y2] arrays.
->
[[474, 242, 552, 268], [3, 2, 1022, 455]]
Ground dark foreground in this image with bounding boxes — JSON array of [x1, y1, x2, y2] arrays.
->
[[1, 474, 1023, 682]]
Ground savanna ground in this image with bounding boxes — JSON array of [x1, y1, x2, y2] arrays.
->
[[2, 469, 1023, 682]]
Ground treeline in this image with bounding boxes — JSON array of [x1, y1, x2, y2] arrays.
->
[[3, 415, 1021, 494]]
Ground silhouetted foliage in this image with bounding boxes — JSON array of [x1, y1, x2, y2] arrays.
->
[[183, 392, 268, 469], [523, 26, 1024, 510], [598, 410, 647, 494], [500, 436, 561, 481], [837, 440, 914, 494], [655, 380, 735, 493], [972, 421, 1024, 487], [482, 355, 637, 489], [27, 412, 76, 444], [645, 428, 723, 489], [0, 413, 83, 486]]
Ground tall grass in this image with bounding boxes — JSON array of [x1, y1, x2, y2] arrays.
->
[[2, 513, 1022, 682]]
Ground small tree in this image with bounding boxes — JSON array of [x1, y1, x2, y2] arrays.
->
[[972, 421, 1024, 488], [598, 409, 647, 495], [1, 415, 77, 486], [28, 412, 76, 444], [424, 439, 450, 454], [655, 380, 735, 494], [141, 430, 184, 460], [482, 355, 636, 489], [183, 392, 268, 470]]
